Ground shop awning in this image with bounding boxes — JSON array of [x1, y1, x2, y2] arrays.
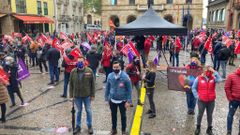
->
[[13, 15, 54, 24], [0, 13, 7, 18]]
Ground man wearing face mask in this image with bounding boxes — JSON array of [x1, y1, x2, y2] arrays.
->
[[192, 66, 222, 135], [225, 65, 240, 135], [105, 61, 132, 135], [126, 56, 141, 100], [69, 56, 95, 135]]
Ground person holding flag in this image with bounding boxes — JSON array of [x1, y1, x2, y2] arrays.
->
[[61, 48, 78, 98]]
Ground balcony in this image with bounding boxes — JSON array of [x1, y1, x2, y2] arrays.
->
[[234, 0, 240, 10], [137, 4, 165, 11]]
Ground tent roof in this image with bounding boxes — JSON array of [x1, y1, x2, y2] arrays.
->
[[115, 7, 187, 36]]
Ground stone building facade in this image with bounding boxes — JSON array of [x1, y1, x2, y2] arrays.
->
[[207, 0, 240, 31], [101, 0, 203, 30], [55, 0, 84, 34]]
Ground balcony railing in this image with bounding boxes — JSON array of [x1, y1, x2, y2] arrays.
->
[[234, 0, 240, 10]]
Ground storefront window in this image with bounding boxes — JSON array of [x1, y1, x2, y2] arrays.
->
[[167, 0, 173, 4], [16, 0, 26, 13], [44, 2, 48, 15]]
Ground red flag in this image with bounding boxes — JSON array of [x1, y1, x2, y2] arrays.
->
[[121, 45, 129, 56], [4, 35, 14, 42], [60, 32, 68, 40], [61, 41, 73, 50], [70, 48, 82, 59], [22, 34, 32, 44], [52, 37, 63, 54], [212, 32, 217, 39], [104, 42, 112, 57], [128, 42, 140, 58], [71, 33, 75, 40], [196, 32, 206, 42], [175, 37, 182, 49], [40, 33, 48, 42], [238, 31, 240, 38], [222, 35, 233, 47], [0, 68, 9, 85], [12, 32, 22, 38], [86, 32, 93, 42], [235, 40, 240, 54], [204, 36, 213, 54]]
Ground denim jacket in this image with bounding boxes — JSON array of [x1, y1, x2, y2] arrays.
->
[[105, 71, 132, 103]]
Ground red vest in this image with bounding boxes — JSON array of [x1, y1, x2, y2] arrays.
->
[[63, 55, 78, 73], [197, 76, 216, 102]]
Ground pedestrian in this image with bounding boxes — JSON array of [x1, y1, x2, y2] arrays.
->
[[29, 41, 39, 67], [101, 46, 112, 83], [228, 42, 235, 66], [144, 37, 152, 63], [199, 42, 208, 65], [69, 56, 95, 135], [111, 50, 124, 70], [0, 66, 8, 123], [86, 46, 102, 78], [46, 44, 61, 85], [185, 57, 202, 115], [36, 46, 48, 74], [218, 43, 231, 79], [224, 65, 240, 135], [105, 61, 132, 135], [192, 66, 222, 135], [213, 39, 222, 71], [4, 56, 25, 107], [143, 60, 156, 118], [61, 48, 78, 98], [126, 56, 141, 100]]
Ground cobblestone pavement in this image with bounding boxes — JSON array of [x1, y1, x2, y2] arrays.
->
[[0, 50, 240, 135]]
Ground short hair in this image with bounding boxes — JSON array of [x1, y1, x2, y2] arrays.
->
[[113, 61, 120, 65]]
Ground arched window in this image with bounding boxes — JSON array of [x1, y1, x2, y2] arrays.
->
[[222, 9, 225, 21], [129, 0, 135, 5], [164, 14, 174, 23], [111, 0, 117, 5], [127, 15, 136, 23], [87, 15, 92, 24]]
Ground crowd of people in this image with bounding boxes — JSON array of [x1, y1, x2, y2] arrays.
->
[[0, 28, 239, 135]]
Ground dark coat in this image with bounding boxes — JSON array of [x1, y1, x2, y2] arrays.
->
[[218, 46, 231, 61], [4, 64, 20, 92], [46, 47, 61, 66], [86, 51, 102, 70]]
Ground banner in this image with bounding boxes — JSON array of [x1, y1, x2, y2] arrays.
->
[[18, 58, 30, 81], [167, 67, 203, 91]]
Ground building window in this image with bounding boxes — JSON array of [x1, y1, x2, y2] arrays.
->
[[16, 0, 26, 13], [221, 9, 225, 21], [208, 11, 211, 22], [216, 10, 220, 21], [212, 11, 216, 22], [37, 1, 42, 15], [166, 0, 173, 4], [43, 2, 48, 15], [111, 0, 117, 5], [129, 0, 135, 5]]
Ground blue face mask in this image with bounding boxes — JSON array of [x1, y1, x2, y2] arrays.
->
[[76, 61, 84, 69]]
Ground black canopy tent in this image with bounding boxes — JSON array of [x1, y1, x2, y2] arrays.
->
[[115, 7, 188, 36]]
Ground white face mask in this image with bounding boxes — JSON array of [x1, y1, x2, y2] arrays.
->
[[5, 61, 10, 65]]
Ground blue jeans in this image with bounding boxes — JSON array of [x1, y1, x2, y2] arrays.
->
[[213, 56, 220, 71], [75, 97, 92, 128], [220, 60, 227, 78], [172, 53, 179, 67], [132, 82, 141, 99], [227, 100, 240, 133], [200, 54, 206, 65], [186, 92, 196, 112], [49, 64, 59, 83], [63, 72, 70, 97]]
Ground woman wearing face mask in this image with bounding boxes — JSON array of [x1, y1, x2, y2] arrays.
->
[[4, 56, 25, 107], [143, 61, 156, 119], [192, 66, 222, 135]]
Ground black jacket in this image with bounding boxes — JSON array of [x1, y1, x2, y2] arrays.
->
[[46, 47, 60, 66], [144, 71, 156, 88], [218, 46, 231, 61], [86, 51, 101, 69]]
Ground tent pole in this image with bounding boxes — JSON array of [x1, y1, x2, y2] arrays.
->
[[184, 36, 188, 66]]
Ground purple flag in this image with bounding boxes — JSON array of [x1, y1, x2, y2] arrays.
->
[[153, 52, 159, 66], [18, 58, 30, 81], [224, 32, 231, 37], [128, 48, 134, 63], [81, 42, 91, 50]]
